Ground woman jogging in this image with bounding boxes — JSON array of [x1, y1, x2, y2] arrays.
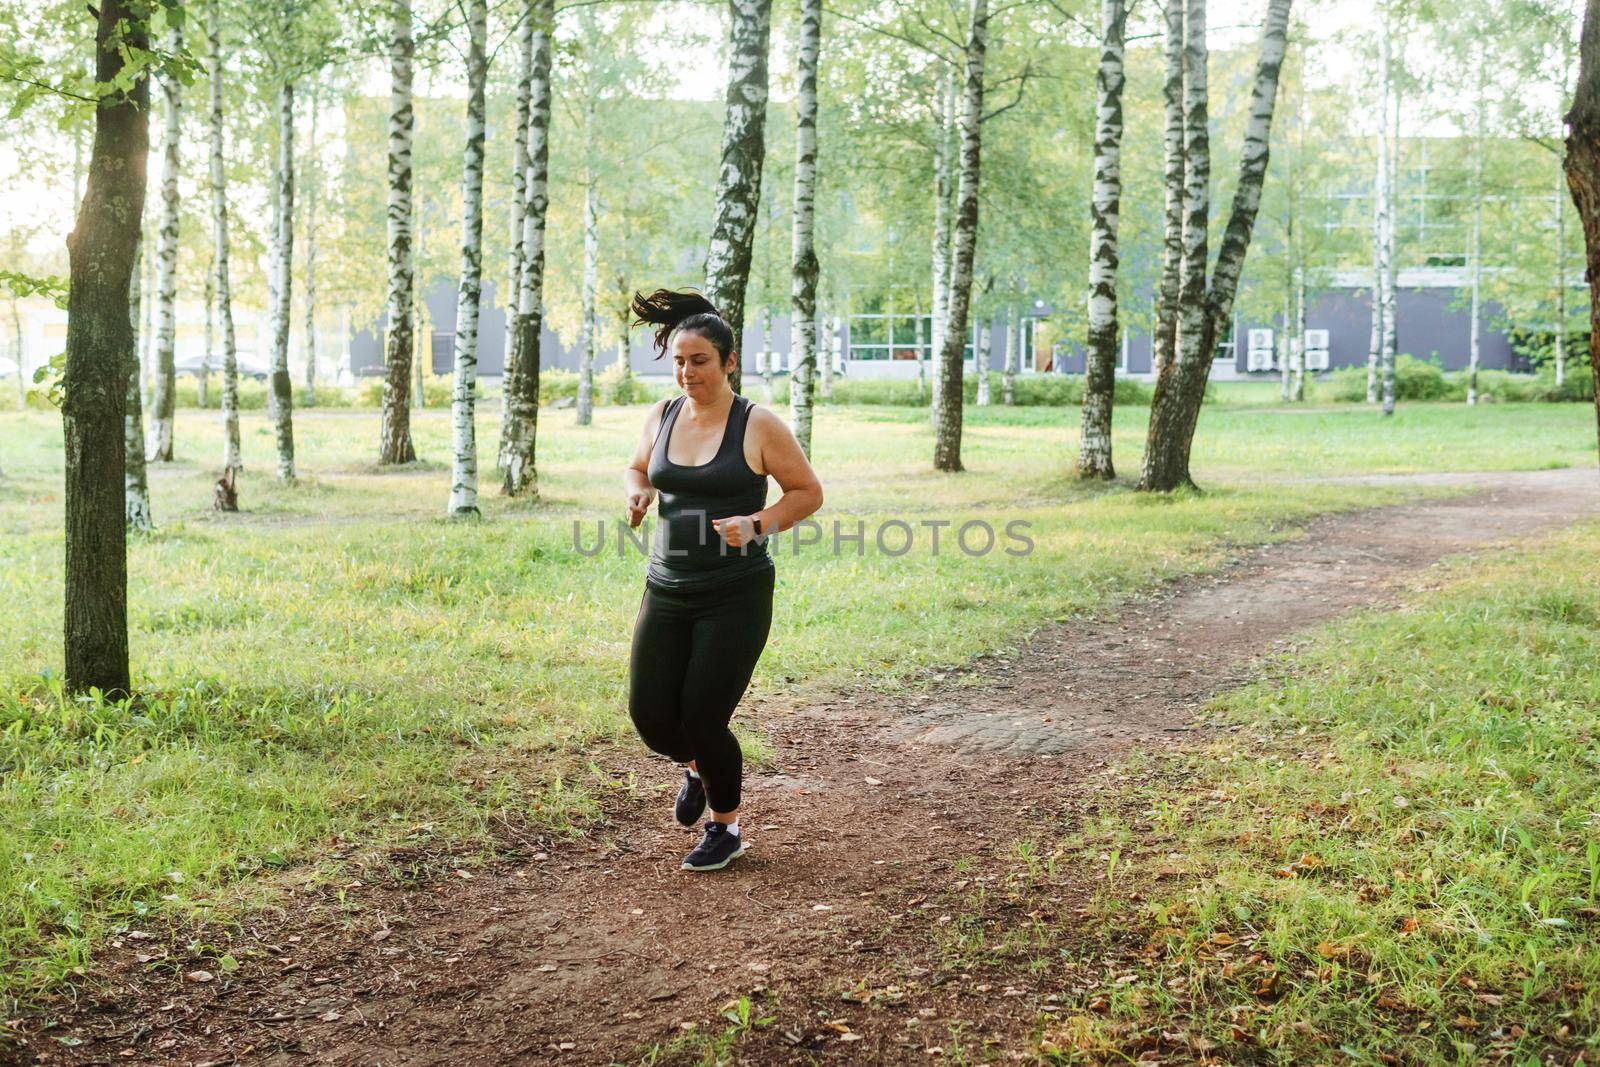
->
[[623, 289, 824, 872]]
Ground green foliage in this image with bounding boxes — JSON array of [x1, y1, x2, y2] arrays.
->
[[1323, 356, 1592, 404], [0, 271, 66, 308], [752, 373, 1154, 408]]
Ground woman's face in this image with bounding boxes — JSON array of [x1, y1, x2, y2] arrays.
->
[[671, 331, 734, 399]]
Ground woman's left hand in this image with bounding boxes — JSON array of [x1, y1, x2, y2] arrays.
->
[[710, 514, 761, 548]]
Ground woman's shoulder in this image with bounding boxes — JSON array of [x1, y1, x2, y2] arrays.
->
[[644, 395, 675, 439]]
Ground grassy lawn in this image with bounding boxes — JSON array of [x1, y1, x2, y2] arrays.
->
[[0, 396, 1590, 1009], [982, 522, 1600, 1063]]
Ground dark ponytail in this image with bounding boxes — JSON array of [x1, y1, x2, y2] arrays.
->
[[630, 287, 736, 363]]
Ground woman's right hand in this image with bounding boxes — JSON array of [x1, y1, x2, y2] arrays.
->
[[626, 490, 654, 528]]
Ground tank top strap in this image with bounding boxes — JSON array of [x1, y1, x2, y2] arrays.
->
[[651, 395, 687, 461]]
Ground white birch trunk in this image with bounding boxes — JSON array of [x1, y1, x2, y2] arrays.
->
[[579, 81, 598, 428], [501, 0, 554, 496], [822, 312, 838, 399], [976, 318, 992, 405], [500, 9, 534, 461], [1293, 265, 1306, 401], [269, 78, 296, 479], [913, 293, 927, 397], [577, 132, 598, 426], [449, 0, 487, 518], [1467, 45, 1484, 406], [302, 83, 319, 407], [1380, 16, 1399, 417], [930, 69, 956, 419], [207, 4, 242, 472], [380, 0, 417, 464], [200, 258, 212, 408], [933, 0, 987, 473], [788, 0, 821, 455], [149, 16, 182, 463], [1279, 288, 1291, 400], [1558, 155, 1569, 388], [126, 235, 153, 530], [703, 0, 774, 395], [1002, 305, 1016, 404], [1153, 0, 1185, 381], [1078, 0, 1126, 479]]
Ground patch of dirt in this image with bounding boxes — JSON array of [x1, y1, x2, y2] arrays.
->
[[11, 470, 1599, 1066]]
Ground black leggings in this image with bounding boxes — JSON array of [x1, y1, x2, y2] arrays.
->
[[627, 566, 775, 813]]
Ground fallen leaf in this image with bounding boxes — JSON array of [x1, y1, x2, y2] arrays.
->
[[1453, 1015, 1479, 1032], [185, 970, 214, 984], [319, 1010, 342, 1022], [864, 777, 882, 786]]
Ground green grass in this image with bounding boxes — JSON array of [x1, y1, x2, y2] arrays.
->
[[1032, 523, 1600, 1063], [0, 396, 1590, 1010]]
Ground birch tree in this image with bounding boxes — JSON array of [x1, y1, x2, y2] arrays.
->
[[577, 51, 599, 428], [930, 70, 956, 420], [1138, 0, 1294, 492], [268, 75, 296, 478], [126, 237, 153, 531], [148, 14, 182, 463], [1467, 37, 1486, 405], [1153, 0, 1184, 379], [1077, 0, 1126, 480], [199, 260, 212, 407], [1002, 305, 1017, 404], [933, 0, 988, 473], [64, 0, 150, 697], [501, 0, 555, 497], [1379, 16, 1400, 418], [449, 0, 488, 519], [302, 82, 320, 407], [1563, 0, 1600, 456], [499, 9, 534, 465], [207, 2, 242, 473], [789, 0, 821, 456], [380, 0, 417, 465], [703, 0, 775, 395]]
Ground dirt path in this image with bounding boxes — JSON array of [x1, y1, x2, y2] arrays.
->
[[17, 469, 1599, 1067]]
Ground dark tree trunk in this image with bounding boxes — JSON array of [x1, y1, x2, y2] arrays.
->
[[63, 0, 151, 697], [703, 0, 774, 396], [1565, 0, 1600, 464]]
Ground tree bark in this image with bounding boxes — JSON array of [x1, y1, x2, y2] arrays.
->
[[577, 82, 598, 427], [933, 0, 987, 473], [499, 8, 535, 465], [821, 311, 837, 399], [65, 0, 149, 697], [1563, 0, 1600, 462], [380, 0, 417, 465], [200, 257, 212, 408], [976, 317, 992, 405], [1138, 0, 1293, 491], [449, 0, 487, 519], [1078, 0, 1126, 480], [703, 0, 774, 395], [501, 0, 554, 497], [268, 78, 297, 478], [1002, 305, 1016, 404], [208, 4, 242, 473], [930, 69, 956, 420], [1380, 17, 1399, 417], [1468, 41, 1484, 406], [149, 16, 182, 463], [1153, 0, 1184, 380], [789, 0, 821, 456], [126, 236, 153, 531], [302, 83, 319, 407]]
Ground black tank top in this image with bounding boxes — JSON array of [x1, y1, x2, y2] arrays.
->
[[646, 393, 773, 591]]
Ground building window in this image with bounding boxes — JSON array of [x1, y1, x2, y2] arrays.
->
[[848, 313, 975, 362]]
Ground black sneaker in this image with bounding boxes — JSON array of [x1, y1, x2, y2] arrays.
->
[[674, 770, 707, 827], [681, 822, 745, 872]]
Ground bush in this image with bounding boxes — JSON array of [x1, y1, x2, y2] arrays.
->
[[1323, 354, 1451, 402]]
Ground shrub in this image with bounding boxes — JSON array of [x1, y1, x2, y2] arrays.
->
[[1324, 354, 1451, 402]]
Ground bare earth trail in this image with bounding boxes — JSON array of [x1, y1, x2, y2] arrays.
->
[[19, 469, 1600, 1067]]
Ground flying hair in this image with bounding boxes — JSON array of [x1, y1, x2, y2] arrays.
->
[[630, 288, 736, 362]]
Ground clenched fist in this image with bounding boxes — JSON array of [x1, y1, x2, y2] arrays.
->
[[625, 490, 654, 528], [710, 514, 764, 548]]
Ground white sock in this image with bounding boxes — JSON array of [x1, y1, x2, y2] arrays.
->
[[686, 768, 700, 779], [725, 819, 739, 837]]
